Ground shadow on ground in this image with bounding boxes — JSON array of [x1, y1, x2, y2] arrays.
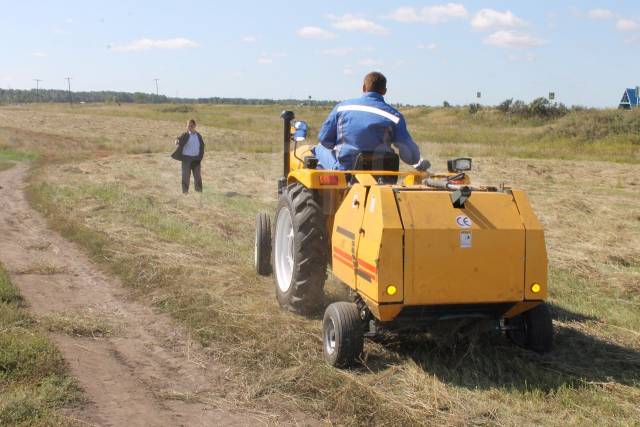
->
[[359, 303, 640, 392]]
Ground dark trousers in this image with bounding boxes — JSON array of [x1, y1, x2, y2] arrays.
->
[[181, 157, 202, 193]]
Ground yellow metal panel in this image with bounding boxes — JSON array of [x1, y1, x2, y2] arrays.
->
[[397, 191, 525, 305], [356, 187, 404, 303], [511, 190, 548, 300], [331, 185, 367, 290], [287, 169, 348, 189]]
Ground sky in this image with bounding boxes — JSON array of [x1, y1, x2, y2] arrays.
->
[[1, 0, 639, 107]]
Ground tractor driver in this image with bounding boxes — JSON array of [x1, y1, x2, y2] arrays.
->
[[314, 71, 430, 172]]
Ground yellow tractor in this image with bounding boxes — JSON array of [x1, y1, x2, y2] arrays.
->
[[255, 111, 553, 367]]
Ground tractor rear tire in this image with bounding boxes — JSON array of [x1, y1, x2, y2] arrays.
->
[[323, 302, 364, 368], [272, 183, 327, 314], [254, 212, 271, 276], [506, 302, 553, 353]]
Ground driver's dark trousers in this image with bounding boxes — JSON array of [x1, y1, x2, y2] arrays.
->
[[181, 156, 202, 193]]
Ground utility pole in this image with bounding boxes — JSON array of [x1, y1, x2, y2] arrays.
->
[[153, 78, 159, 97], [65, 77, 72, 106], [33, 79, 43, 101]]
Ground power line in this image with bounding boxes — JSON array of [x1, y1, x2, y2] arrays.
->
[[65, 77, 72, 106], [33, 79, 43, 101]]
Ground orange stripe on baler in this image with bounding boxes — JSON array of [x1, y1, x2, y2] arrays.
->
[[357, 258, 377, 274], [333, 253, 354, 269], [333, 247, 352, 260]]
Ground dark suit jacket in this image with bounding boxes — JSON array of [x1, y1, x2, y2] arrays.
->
[[171, 132, 205, 161]]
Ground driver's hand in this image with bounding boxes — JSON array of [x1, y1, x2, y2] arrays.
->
[[413, 158, 431, 172]]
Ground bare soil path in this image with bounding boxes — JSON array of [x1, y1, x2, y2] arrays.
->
[[0, 164, 311, 426]]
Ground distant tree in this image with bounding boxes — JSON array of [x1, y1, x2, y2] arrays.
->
[[497, 98, 513, 113], [443, 100, 451, 108]]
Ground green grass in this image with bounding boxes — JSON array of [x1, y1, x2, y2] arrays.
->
[[0, 265, 80, 426], [2, 103, 638, 163]]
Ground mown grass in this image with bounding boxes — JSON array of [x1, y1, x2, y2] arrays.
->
[[25, 151, 640, 425], [4, 102, 638, 423], [0, 265, 80, 426]]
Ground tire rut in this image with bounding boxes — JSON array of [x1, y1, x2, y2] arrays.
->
[[0, 164, 316, 426]]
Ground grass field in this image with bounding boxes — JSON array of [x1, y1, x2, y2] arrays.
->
[[1, 103, 639, 425], [0, 263, 80, 426]]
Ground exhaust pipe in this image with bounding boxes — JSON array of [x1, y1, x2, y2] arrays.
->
[[279, 110, 295, 194]]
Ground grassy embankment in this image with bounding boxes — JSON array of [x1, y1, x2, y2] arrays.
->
[[0, 264, 80, 426], [1, 103, 639, 425]]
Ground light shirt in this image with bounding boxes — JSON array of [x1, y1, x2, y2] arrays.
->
[[182, 132, 200, 157]]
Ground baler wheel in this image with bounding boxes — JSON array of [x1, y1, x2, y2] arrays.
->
[[506, 302, 554, 353], [322, 302, 364, 368]]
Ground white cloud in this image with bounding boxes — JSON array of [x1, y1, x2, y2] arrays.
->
[[617, 19, 639, 31], [321, 47, 354, 56], [343, 67, 354, 75], [296, 26, 335, 39], [110, 37, 199, 52], [328, 14, 388, 34], [32, 52, 47, 58], [387, 4, 468, 24], [241, 36, 257, 43], [417, 42, 438, 50], [258, 52, 286, 65], [483, 31, 546, 48], [587, 9, 614, 20], [357, 58, 383, 67], [471, 9, 525, 30]]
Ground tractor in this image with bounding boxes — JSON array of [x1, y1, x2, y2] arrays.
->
[[255, 111, 553, 367]]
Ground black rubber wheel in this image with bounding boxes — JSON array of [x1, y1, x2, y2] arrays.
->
[[272, 183, 327, 314], [506, 302, 553, 353], [254, 212, 271, 276], [322, 302, 364, 368]]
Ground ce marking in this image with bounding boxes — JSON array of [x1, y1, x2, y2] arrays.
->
[[456, 215, 472, 229]]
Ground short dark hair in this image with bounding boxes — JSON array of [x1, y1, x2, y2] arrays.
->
[[188, 119, 196, 126], [363, 72, 387, 94]]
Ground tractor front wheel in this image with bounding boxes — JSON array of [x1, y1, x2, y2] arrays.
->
[[506, 302, 553, 353], [323, 302, 364, 368], [254, 212, 271, 276], [272, 183, 326, 314]]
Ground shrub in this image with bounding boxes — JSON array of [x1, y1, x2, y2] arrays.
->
[[468, 103, 482, 114], [497, 98, 513, 113]]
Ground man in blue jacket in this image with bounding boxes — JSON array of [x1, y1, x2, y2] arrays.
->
[[314, 71, 430, 171]]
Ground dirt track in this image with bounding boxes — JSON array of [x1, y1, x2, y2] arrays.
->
[[0, 163, 313, 426]]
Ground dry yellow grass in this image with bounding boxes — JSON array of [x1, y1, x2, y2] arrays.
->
[[2, 103, 639, 425]]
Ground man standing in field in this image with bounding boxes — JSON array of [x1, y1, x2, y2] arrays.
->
[[171, 119, 205, 193], [314, 71, 430, 172]]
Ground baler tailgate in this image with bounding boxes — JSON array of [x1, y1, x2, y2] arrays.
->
[[394, 190, 525, 305]]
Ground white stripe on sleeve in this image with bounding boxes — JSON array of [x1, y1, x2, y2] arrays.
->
[[337, 104, 400, 124]]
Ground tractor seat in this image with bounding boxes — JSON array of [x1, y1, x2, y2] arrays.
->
[[352, 151, 400, 184]]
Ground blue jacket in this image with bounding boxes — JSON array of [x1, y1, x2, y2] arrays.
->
[[317, 92, 421, 170]]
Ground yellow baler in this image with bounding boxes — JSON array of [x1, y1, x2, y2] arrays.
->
[[254, 111, 553, 368]]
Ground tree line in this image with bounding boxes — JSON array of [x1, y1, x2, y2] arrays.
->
[[0, 88, 337, 106]]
